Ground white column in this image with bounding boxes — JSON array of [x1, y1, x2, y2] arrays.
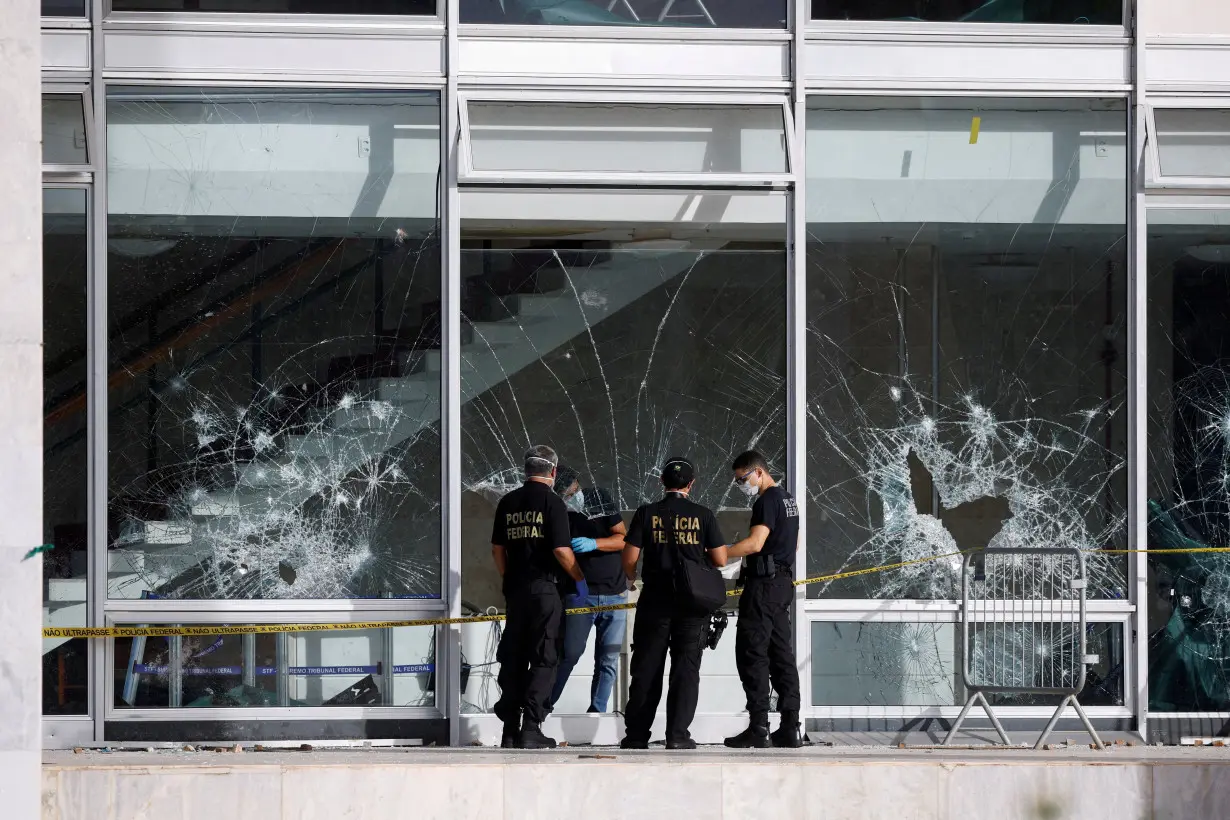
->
[[0, 1, 44, 818]]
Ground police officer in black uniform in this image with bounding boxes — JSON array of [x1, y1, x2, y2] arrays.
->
[[620, 457, 727, 750], [491, 444, 588, 749], [723, 450, 803, 748]]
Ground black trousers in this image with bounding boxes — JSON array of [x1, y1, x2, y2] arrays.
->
[[495, 579, 563, 726], [735, 574, 801, 719], [623, 595, 708, 744]]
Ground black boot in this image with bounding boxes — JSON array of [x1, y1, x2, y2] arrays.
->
[[665, 737, 697, 750], [724, 713, 770, 749], [517, 721, 558, 749], [500, 719, 520, 749], [770, 712, 803, 748], [619, 736, 649, 749]]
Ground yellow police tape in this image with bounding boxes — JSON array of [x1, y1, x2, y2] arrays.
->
[[40, 546, 1230, 640]]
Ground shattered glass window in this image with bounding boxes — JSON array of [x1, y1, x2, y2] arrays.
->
[[1147, 207, 1230, 712], [811, 0, 1122, 24], [113, 625, 436, 708], [104, 88, 442, 600], [806, 97, 1129, 601], [43, 188, 90, 715], [457, 189, 786, 712], [810, 621, 1124, 707]]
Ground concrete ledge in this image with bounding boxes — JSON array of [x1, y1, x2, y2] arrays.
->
[[42, 745, 1230, 820]]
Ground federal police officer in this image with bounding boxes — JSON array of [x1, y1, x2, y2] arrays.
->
[[723, 450, 803, 748], [491, 445, 587, 749], [620, 457, 727, 750]]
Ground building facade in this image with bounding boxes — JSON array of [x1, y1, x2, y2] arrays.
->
[[32, 0, 1230, 748]]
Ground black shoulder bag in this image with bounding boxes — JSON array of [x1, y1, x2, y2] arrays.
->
[[663, 502, 726, 614]]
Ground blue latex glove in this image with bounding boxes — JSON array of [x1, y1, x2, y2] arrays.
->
[[571, 536, 598, 554], [573, 578, 590, 601]]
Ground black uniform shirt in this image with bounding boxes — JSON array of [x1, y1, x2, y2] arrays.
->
[[569, 487, 626, 595], [491, 480, 571, 596], [625, 492, 725, 595], [750, 485, 800, 570]]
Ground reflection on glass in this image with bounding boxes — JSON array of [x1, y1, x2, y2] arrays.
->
[[103, 88, 442, 600], [461, 0, 786, 28], [1153, 109, 1230, 179], [810, 621, 1124, 707], [113, 625, 435, 708], [44, 188, 90, 716], [42, 0, 87, 15], [805, 97, 1129, 600], [466, 102, 788, 176], [42, 95, 88, 166], [457, 188, 786, 714], [111, 1, 435, 13], [1147, 209, 1230, 712], [811, 0, 1121, 24]]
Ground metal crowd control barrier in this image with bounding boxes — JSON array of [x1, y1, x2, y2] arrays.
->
[[942, 546, 1104, 750]]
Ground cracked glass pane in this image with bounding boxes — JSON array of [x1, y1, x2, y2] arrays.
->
[[805, 97, 1129, 601], [103, 88, 441, 600], [112, 625, 436, 708], [43, 187, 89, 715], [810, 621, 1124, 707], [1147, 207, 1230, 711], [811, 0, 1122, 24], [460, 0, 786, 28], [457, 188, 786, 714]]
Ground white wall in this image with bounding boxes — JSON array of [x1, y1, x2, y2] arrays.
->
[[1141, 0, 1230, 38]]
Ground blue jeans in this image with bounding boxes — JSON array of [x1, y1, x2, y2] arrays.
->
[[549, 593, 628, 713]]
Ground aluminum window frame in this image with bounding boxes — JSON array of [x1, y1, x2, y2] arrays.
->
[[457, 90, 796, 186], [41, 84, 95, 173], [102, 2, 444, 28], [1143, 98, 1230, 190], [101, 608, 445, 722], [805, 0, 1130, 39]]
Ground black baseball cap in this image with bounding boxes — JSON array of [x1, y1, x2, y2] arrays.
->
[[661, 456, 695, 490]]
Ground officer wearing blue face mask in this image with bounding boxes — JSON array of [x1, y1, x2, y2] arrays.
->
[[548, 465, 628, 714]]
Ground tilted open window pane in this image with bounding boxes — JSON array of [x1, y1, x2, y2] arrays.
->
[[460, 0, 786, 28], [805, 97, 1129, 601], [103, 88, 442, 601], [112, 625, 436, 708], [463, 101, 789, 179], [111, 1, 435, 14], [457, 188, 786, 717], [811, 0, 1122, 25], [43, 94, 88, 166], [1152, 109, 1230, 181], [1147, 208, 1230, 712]]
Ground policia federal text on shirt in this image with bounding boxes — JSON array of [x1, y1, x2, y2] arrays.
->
[[619, 456, 728, 750], [490, 444, 588, 749], [723, 450, 804, 749]]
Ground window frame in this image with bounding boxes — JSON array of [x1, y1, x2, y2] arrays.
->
[[42, 85, 95, 173], [1144, 98, 1230, 190], [457, 91, 797, 187], [806, 0, 1130, 35]]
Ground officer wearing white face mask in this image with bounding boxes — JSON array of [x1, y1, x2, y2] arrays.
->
[[722, 450, 803, 748]]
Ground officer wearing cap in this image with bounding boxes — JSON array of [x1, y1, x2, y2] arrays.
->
[[491, 444, 587, 749], [549, 465, 628, 713], [723, 450, 803, 748], [620, 456, 727, 750]]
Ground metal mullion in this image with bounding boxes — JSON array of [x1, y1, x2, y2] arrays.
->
[[1132, 90, 1151, 744], [459, 89, 792, 106], [89, 11, 106, 738], [102, 11, 447, 31], [443, 0, 463, 748], [790, 0, 809, 720], [457, 23, 792, 43], [459, 172, 795, 187], [804, 20, 1128, 43]]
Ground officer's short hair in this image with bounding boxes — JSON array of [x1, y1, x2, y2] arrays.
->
[[661, 456, 695, 490], [524, 445, 558, 478], [732, 450, 771, 475]]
